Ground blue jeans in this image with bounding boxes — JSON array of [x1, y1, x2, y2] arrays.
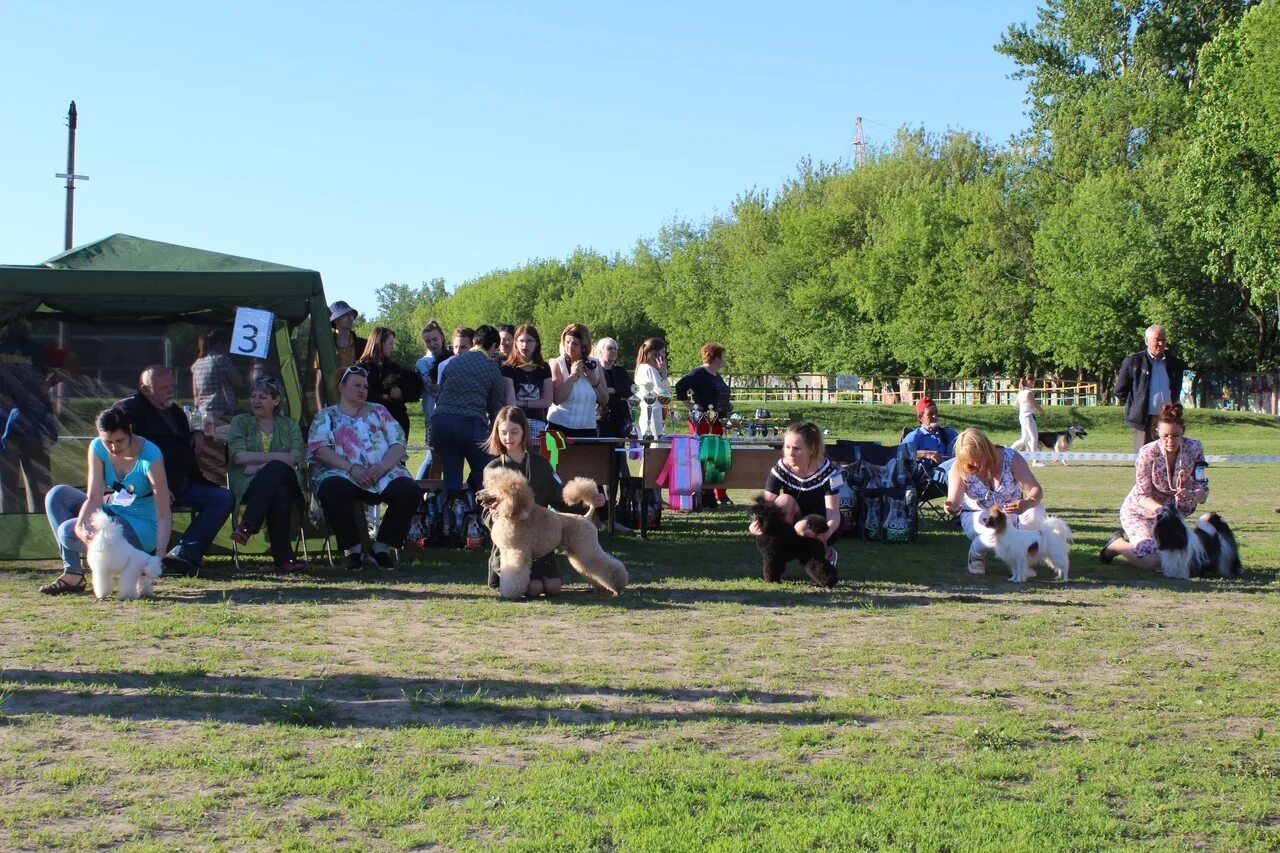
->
[[45, 484, 145, 575], [170, 478, 234, 565], [429, 413, 492, 493]]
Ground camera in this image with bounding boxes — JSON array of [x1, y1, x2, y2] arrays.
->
[[583, 357, 598, 370]]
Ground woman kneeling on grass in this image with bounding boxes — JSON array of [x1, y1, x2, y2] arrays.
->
[[943, 428, 1045, 575], [746, 421, 841, 566], [1101, 403, 1208, 571], [480, 406, 605, 598]]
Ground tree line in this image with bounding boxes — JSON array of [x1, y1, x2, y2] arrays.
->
[[366, 0, 1278, 383]]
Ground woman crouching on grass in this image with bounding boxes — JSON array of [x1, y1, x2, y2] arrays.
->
[[746, 421, 841, 567], [943, 428, 1045, 575], [480, 406, 605, 598]]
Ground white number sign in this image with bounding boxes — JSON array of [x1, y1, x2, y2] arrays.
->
[[230, 307, 274, 359]]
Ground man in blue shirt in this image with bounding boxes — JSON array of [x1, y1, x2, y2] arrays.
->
[[903, 397, 958, 478]]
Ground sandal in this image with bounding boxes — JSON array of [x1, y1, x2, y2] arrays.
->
[[277, 559, 309, 573], [39, 575, 87, 595]]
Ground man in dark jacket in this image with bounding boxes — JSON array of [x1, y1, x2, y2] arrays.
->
[[118, 366, 234, 574], [1112, 325, 1187, 453]]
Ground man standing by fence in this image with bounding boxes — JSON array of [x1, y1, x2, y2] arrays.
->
[[1112, 325, 1186, 453]]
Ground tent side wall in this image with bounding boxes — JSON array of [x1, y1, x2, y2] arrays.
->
[[0, 267, 338, 561]]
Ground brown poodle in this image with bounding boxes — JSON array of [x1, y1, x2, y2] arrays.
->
[[477, 466, 629, 600]]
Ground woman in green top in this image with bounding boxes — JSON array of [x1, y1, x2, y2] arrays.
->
[[227, 376, 307, 571], [480, 406, 605, 597]]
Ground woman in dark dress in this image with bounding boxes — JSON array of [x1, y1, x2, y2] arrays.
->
[[357, 326, 423, 441]]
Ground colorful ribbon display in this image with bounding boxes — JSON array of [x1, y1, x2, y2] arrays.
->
[[655, 435, 703, 511], [698, 434, 732, 484], [540, 429, 570, 470]]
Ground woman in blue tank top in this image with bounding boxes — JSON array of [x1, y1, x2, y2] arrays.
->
[[39, 407, 172, 595]]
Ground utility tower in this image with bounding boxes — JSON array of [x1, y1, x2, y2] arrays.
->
[[851, 116, 866, 167]]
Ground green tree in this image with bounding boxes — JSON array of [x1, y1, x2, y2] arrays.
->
[[1179, 1, 1280, 365]]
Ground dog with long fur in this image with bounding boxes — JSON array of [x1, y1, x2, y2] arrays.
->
[[478, 466, 628, 600], [86, 509, 163, 600], [1152, 505, 1242, 580], [746, 496, 838, 588], [1035, 424, 1087, 466], [976, 506, 1073, 583]]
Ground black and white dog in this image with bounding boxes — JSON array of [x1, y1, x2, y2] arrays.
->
[[1035, 424, 1087, 465], [1152, 504, 1242, 580]]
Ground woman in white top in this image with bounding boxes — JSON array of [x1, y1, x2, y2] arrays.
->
[[632, 337, 671, 438], [547, 323, 607, 438], [1008, 376, 1044, 466]]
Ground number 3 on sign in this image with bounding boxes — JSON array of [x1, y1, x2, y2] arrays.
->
[[231, 307, 274, 359]]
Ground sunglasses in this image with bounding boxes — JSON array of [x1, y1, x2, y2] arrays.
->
[[341, 365, 369, 381]]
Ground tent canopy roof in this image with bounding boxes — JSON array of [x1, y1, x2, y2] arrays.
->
[[1, 234, 325, 326]]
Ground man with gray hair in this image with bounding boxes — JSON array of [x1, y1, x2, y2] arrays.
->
[[118, 366, 234, 575], [1112, 325, 1188, 453]]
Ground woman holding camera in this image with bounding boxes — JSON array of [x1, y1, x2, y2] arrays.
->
[[547, 323, 607, 438]]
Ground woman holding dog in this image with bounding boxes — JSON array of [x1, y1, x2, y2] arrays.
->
[[1102, 403, 1208, 571], [39, 407, 172, 595], [480, 406, 606, 597], [747, 421, 841, 566], [227, 376, 307, 572], [943, 428, 1046, 575]]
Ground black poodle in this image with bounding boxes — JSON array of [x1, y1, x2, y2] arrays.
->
[[746, 495, 838, 588]]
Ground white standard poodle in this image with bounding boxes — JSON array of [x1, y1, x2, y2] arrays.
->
[[86, 509, 164, 600], [477, 466, 629, 600]]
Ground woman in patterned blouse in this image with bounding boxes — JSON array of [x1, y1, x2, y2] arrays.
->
[[307, 365, 421, 571], [1102, 403, 1208, 570]]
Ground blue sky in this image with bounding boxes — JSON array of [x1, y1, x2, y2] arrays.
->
[[2, 1, 1040, 312]]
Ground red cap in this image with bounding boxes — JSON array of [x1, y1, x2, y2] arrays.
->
[[915, 396, 935, 417]]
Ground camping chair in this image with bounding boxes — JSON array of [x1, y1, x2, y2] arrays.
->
[[897, 427, 951, 522]]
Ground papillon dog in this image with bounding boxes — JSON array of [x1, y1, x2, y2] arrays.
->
[[1152, 505, 1242, 580], [976, 506, 1073, 583]]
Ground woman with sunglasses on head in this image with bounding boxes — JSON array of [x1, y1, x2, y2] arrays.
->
[[226, 376, 308, 572], [548, 323, 608, 438], [39, 407, 172, 595], [308, 365, 420, 571], [1101, 403, 1209, 570]]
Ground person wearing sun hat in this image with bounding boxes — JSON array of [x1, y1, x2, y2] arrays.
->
[[327, 301, 366, 371], [902, 396, 959, 473]]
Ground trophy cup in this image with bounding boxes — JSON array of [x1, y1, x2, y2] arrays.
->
[[687, 391, 703, 430], [728, 411, 743, 437], [627, 384, 643, 437]]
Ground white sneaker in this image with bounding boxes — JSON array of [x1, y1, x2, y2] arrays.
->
[[967, 557, 986, 575]]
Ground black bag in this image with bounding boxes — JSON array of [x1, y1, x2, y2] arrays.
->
[[836, 464, 861, 537], [617, 483, 663, 531], [880, 486, 918, 544]]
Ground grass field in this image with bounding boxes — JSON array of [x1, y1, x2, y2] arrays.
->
[[2, 408, 1278, 850]]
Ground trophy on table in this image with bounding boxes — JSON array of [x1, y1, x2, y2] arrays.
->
[[687, 391, 703, 430], [627, 384, 643, 438]]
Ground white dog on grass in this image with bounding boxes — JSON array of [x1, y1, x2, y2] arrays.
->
[[86, 509, 163, 600]]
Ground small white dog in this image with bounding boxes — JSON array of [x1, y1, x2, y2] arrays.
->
[[976, 505, 1073, 583], [86, 509, 163, 600]]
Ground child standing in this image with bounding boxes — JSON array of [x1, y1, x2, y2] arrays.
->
[[481, 406, 605, 597]]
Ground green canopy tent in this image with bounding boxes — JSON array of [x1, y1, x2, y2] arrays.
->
[[0, 234, 339, 559]]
